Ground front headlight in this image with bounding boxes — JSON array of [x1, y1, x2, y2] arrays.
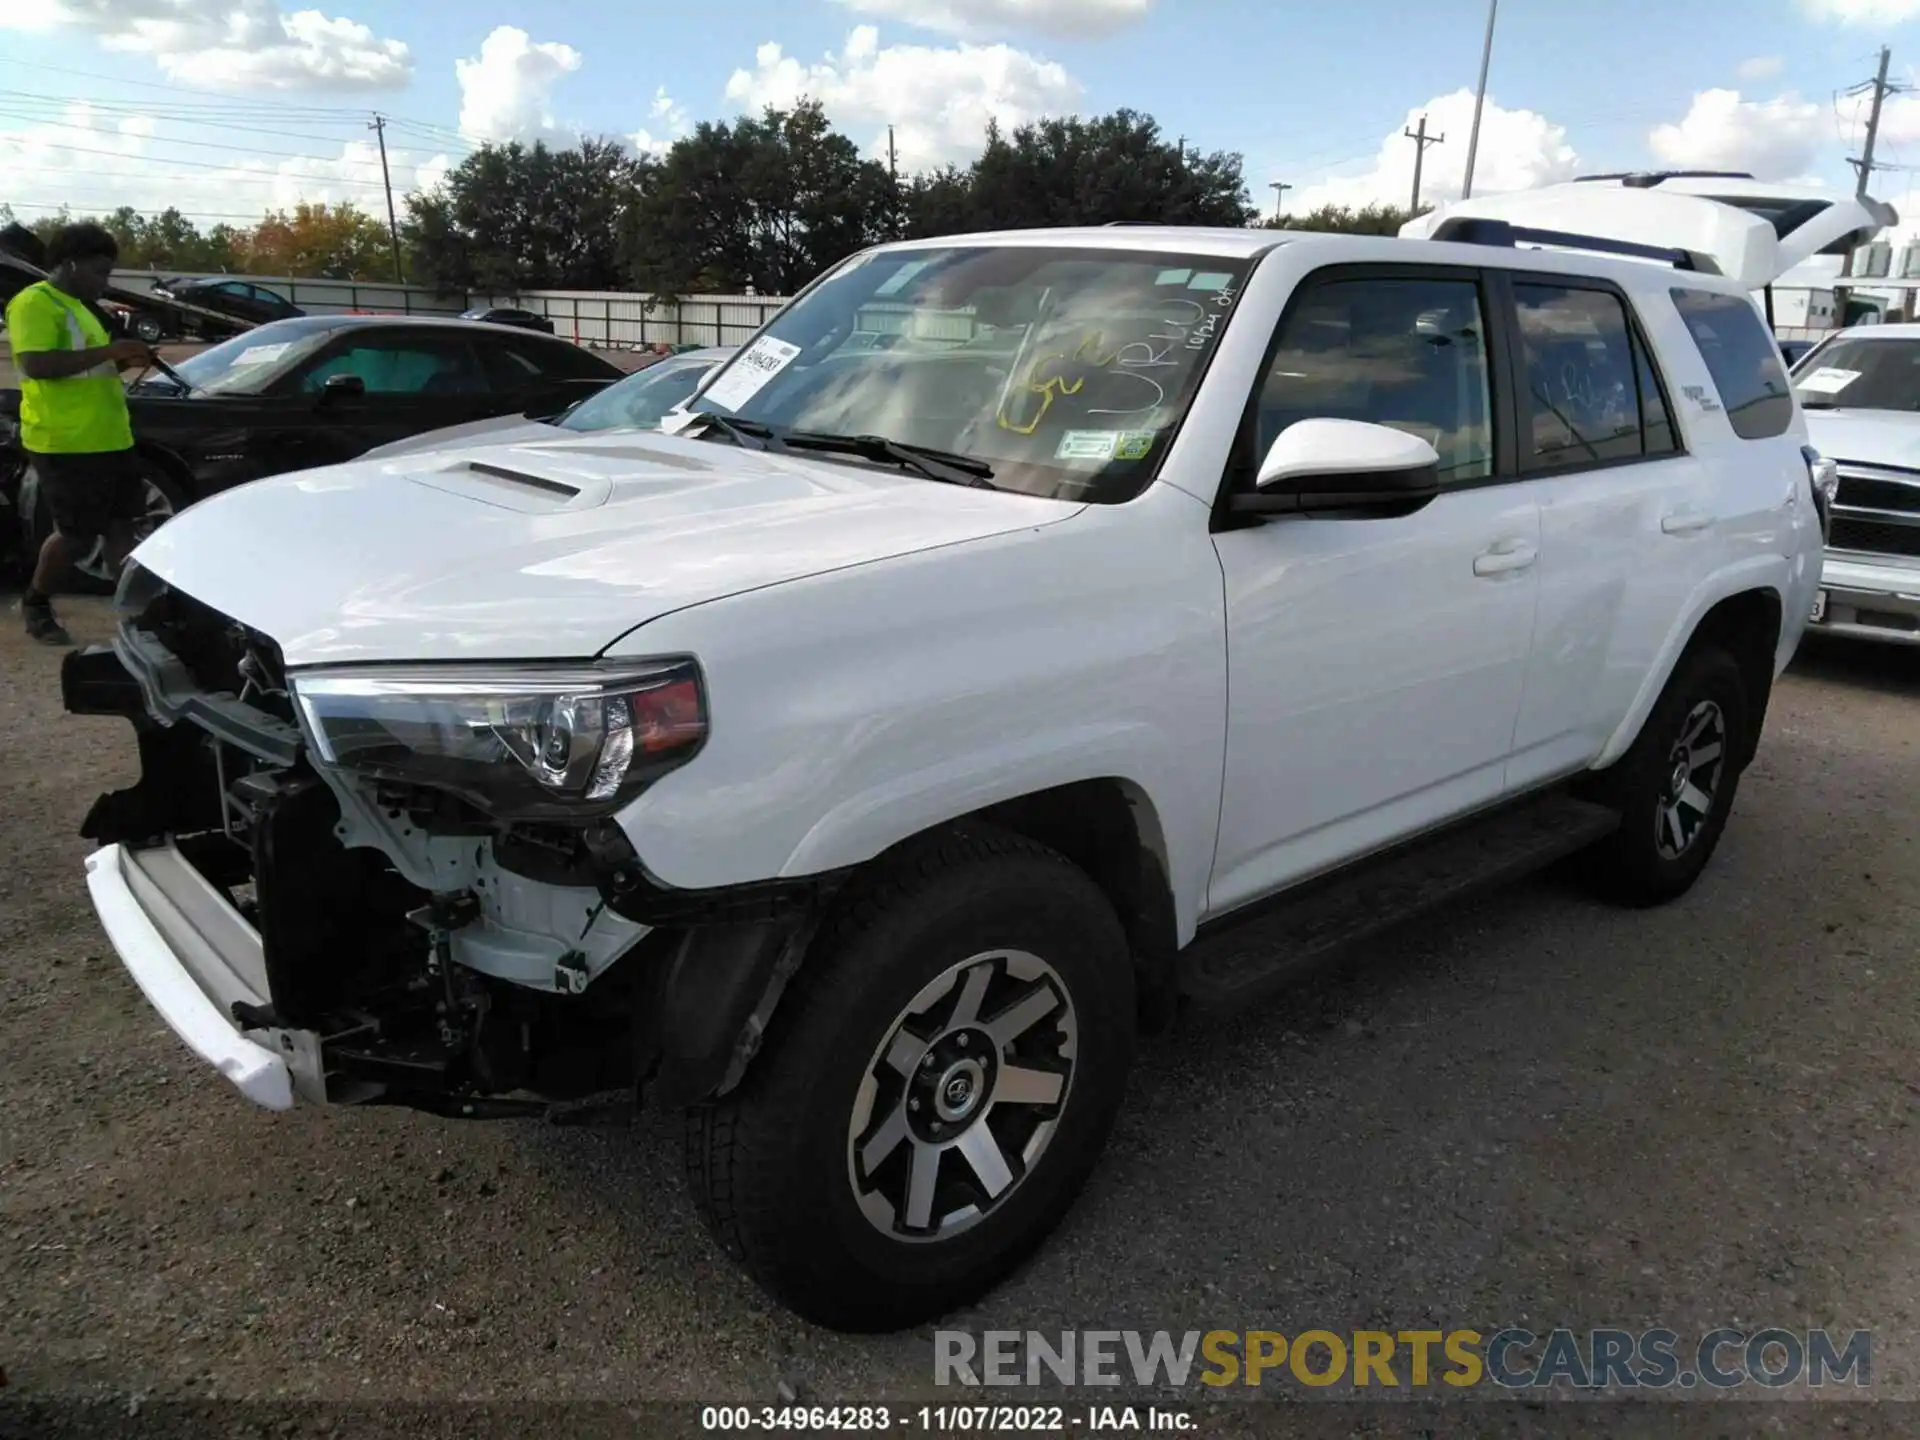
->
[[291, 659, 706, 819]]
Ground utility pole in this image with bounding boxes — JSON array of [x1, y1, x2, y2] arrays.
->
[[1461, 0, 1498, 200], [886, 124, 900, 239], [1269, 180, 1291, 222], [1838, 47, 1906, 302], [368, 112, 404, 283], [1405, 115, 1445, 213], [1177, 135, 1186, 166], [887, 123, 897, 180]]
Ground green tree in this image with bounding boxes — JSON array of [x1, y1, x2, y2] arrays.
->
[[246, 201, 393, 279], [1262, 202, 1430, 235], [624, 101, 895, 298], [405, 138, 646, 294], [962, 110, 1256, 230]]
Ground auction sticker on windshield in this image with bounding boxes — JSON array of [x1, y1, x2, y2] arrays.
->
[[701, 336, 802, 411], [232, 342, 291, 366], [1795, 367, 1860, 395]]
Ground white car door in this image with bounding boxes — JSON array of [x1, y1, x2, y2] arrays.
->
[[1206, 266, 1543, 918], [1495, 272, 1717, 788]]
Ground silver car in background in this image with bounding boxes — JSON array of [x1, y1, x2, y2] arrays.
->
[[362, 346, 737, 460]]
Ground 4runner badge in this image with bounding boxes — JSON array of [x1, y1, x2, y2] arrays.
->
[[1681, 384, 1722, 413]]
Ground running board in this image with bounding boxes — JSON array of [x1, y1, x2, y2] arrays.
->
[[1180, 793, 1621, 1011]]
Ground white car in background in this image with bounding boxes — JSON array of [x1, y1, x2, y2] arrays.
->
[[1788, 326, 1920, 647], [361, 345, 736, 460]]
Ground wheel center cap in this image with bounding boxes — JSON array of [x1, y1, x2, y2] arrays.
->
[[1668, 752, 1691, 799], [934, 1058, 987, 1123]]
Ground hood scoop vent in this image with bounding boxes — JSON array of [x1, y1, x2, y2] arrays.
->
[[465, 460, 581, 498], [401, 457, 605, 514]]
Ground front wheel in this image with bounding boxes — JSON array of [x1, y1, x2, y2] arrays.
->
[[684, 827, 1137, 1332], [1576, 645, 1749, 908], [20, 459, 184, 596]]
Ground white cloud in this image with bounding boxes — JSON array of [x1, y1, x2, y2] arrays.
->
[[2, 101, 450, 236], [725, 24, 1083, 170], [631, 88, 691, 157], [1797, 0, 1920, 21], [0, 0, 410, 90], [1738, 55, 1785, 81], [831, 0, 1150, 38], [455, 25, 583, 144], [1281, 90, 1578, 216], [1648, 89, 1826, 180]]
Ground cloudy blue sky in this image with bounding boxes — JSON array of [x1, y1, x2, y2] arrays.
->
[[5, 0, 1920, 241]]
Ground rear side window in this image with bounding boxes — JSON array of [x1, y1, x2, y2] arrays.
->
[[516, 337, 617, 380], [1670, 288, 1793, 440], [1512, 282, 1676, 471]]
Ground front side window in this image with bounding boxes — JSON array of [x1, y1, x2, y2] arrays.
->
[[562, 358, 720, 432], [1670, 287, 1793, 440], [689, 245, 1262, 503], [1514, 283, 1662, 470], [1251, 275, 1494, 485], [1788, 335, 1920, 413], [295, 339, 489, 395]]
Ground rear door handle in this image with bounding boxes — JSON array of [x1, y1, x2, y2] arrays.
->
[[1473, 537, 1538, 577], [1661, 510, 1714, 535]]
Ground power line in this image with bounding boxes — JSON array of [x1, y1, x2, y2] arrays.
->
[[5, 199, 271, 221], [0, 135, 403, 186], [0, 105, 414, 166]]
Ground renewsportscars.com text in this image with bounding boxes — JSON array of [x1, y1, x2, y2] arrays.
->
[[934, 1328, 1871, 1391]]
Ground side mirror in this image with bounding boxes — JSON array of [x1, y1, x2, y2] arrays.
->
[[320, 373, 366, 399], [1231, 418, 1442, 518]]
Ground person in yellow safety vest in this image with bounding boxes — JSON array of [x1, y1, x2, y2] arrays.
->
[[7, 222, 156, 645]]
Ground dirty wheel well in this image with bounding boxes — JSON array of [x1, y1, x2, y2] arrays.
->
[[1689, 588, 1781, 767], [969, 780, 1179, 1031]]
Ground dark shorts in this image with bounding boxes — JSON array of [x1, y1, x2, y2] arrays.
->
[[30, 449, 147, 544]]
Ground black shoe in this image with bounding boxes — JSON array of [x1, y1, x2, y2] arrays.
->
[[20, 600, 70, 646]]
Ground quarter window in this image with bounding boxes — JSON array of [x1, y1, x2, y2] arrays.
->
[[1513, 283, 1674, 470], [1670, 287, 1793, 440], [1251, 276, 1494, 485]]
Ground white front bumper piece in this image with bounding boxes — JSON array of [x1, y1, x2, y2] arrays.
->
[[84, 841, 323, 1111]]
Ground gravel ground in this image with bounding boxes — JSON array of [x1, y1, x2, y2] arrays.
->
[[0, 593, 1916, 1437]]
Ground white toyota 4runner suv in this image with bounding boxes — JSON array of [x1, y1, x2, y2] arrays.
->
[[65, 178, 1850, 1333]]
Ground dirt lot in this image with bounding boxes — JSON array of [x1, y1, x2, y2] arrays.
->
[[0, 594, 1917, 1433]]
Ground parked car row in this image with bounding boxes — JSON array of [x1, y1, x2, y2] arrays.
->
[[3, 314, 731, 589]]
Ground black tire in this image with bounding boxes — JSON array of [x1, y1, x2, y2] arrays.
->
[[1576, 645, 1749, 908], [684, 825, 1137, 1332], [21, 457, 186, 597]]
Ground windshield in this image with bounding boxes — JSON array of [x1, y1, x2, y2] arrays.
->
[[162, 323, 332, 396], [1793, 337, 1920, 410], [689, 245, 1260, 502], [560, 355, 722, 432]]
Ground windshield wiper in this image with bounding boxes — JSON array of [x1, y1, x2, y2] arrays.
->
[[779, 431, 998, 488], [681, 411, 786, 451]]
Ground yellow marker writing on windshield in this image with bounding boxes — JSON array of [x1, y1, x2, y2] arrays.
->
[[998, 332, 1118, 435]]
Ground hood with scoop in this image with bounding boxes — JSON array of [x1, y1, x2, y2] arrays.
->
[[128, 428, 1083, 668]]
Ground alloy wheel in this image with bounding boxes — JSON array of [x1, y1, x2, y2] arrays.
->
[[1654, 700, 1727, 861], [847, 949, 1077, 1243]]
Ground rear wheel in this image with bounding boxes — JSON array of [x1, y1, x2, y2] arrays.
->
[[133, 314, 165, 344], [684, 826, 1136, 1332], [1576, 645, 1749, 907]]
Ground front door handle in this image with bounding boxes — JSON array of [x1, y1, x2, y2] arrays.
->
[[1661, 510, 1714, 535], [1473, 537, 1538, 577]]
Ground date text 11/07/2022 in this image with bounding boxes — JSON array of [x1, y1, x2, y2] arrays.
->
[[700, 1406, 1195, 1432]]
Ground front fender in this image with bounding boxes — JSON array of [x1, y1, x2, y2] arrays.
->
[[1592, 554, 1791, 770], [605, 484, 1229, 945]]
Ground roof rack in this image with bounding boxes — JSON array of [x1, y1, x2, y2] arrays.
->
[[1428, 216, 1722, 274], [1573, 170, 1756, 188]]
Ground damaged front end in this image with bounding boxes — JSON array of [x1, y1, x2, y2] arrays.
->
[[65, 564, 842, 1121]]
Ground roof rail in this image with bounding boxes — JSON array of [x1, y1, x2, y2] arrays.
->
[[1428, 216, 1723, 274], [1573, 170, 1756, 188]]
